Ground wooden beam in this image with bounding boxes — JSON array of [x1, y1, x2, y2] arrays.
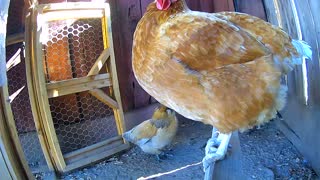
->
[[63, 142, 129, 172], [89, 89, 119, 109], [0, 86, 34, 179], [104, 5, 127, 136], [42, 10, 104, 21], [6, 33, 25, 46], [39, 2, 108, 11], [47, 73, 111, 98], [24, 9, 55, 170], [64, 136, 122, 161], [87, 48, 110, 76], [31, 7, 66, 171]]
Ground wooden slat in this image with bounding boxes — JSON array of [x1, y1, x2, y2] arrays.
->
[[110, 0, 149, 111], [47, 74, 111, 98], [64, 136, 122, 161], [104, 6, 127, 136], [32, 7, 66, 171], [24, 9, 55, 170], [213, 132, 244, 179], [25, 11, 54, 170], [0, 86, 34, 179], [89, 89, 119, 109], [42, 9, 104, 21], [63, 143, 129, 172], [39, 2, 107, 11], [6, 33, 24, 46], [294, 0, 320, 104], [87, 48, 110, 76], [234, 0, 267, 20]]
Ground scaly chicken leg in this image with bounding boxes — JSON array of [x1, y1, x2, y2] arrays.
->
[[202, 127, 232, 171]]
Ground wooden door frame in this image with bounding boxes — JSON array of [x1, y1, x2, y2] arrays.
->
[[26, 2, 128, 172], [0, 86, 33, 179]]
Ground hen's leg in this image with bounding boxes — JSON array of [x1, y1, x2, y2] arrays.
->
[[202, 127, 232, 172]]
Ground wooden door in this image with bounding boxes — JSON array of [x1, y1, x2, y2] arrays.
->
[[25, 3, 129, 172]]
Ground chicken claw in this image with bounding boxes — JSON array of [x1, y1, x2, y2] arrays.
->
[[202, 128, 232, 172], [156, 152, 174, 161]]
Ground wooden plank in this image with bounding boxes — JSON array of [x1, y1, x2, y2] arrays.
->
[[294, 0, 320, 104], [32, 8, 66, 171], [263, 0, 281, 26], [213, 0, 235, 12], [140, 0, 154, 14], [47, 74, 111, 98], [64, 136, 122, 161], [87, 48, 110, 76], [24, 9, 55, 170], [39, 2, 107, 11], [89, 89, 119, 109], [47, 73, 110, 90], [6, 33, 24, 46], [234, 0, 267, 20], [264, 0, 320, 174], [42, 9, 104, 21], [0, 87, 33, 179], [213, 132, 245, 179], [63, 143, 129, 172], [104, 5, 127, 136], [110, 0, 150, 111]]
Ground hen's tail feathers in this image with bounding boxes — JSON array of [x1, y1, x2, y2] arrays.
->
[[292, 39, 312, 65]]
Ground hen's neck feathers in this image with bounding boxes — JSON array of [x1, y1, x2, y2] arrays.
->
[[146, 0, 188, 22]]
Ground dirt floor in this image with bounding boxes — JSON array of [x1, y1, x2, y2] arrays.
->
[[38, 116, 318, 180]]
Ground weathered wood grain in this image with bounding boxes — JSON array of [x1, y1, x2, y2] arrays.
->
[[235, 0, 267, 20]]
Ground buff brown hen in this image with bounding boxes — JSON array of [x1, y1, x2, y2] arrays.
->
[[132, 0, 312, 171]]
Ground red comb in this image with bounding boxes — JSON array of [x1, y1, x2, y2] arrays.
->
[[156, 0, 171, 10]]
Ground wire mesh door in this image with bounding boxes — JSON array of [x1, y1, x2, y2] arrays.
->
[[26, 3, 128, 172]]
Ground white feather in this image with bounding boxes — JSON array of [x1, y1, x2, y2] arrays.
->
[[292, 39, 312, 65]]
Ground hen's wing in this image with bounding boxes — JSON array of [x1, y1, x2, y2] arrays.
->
[[156, 13, 270, 72], [125, 120, 157, 143], [142, 13, 284, 132], [214, 12, 298, 59]]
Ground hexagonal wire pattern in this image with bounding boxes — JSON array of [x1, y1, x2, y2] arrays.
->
[[43, 19, 118, 154], [6, 43, 48, 171]]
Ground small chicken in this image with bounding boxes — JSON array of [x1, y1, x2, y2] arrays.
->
[[132, 0, 312, 171], [122, 105, 178, 160]]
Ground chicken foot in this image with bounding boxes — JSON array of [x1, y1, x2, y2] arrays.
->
[[202, 127, 232, 172], [156, 151, 174, 161]]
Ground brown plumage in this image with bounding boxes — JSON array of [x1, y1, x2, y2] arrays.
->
[[122, 105, 178, 156], [132, 0, 311, 133]]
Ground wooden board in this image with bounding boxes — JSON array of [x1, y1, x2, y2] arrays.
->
[[212, 132, 245, 179], [234, 0, 267, 20], [263, 0, 320, 175], [0, 87, 33, 179]]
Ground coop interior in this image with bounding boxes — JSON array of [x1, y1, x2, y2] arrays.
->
[[1, 0, 320, 179]]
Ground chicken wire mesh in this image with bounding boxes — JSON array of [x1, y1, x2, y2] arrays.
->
[[6, 43, 48, 171], [42, 18, 118, 154]]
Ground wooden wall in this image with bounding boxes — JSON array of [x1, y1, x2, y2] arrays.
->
[[263, 0, 320, 175]]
